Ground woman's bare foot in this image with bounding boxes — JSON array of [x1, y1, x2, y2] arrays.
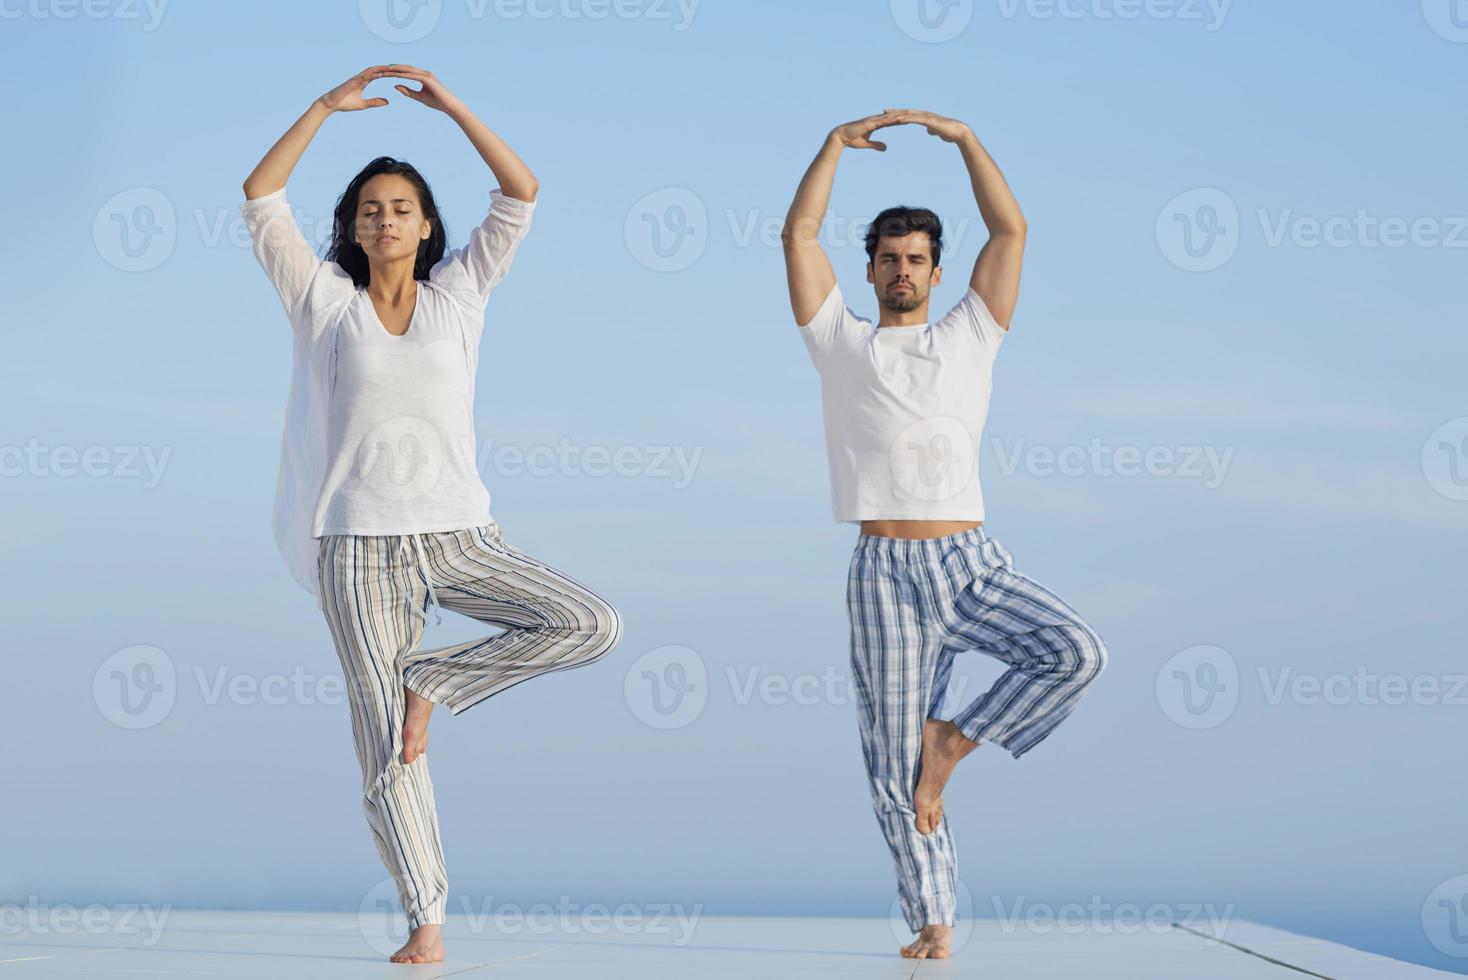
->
[[401, 685, 435, 765], [914, 719, 980, 834], [900, 923, 952, 958], [390, 923, 444, 963]]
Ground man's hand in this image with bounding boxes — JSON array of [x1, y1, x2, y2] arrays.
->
[[879, 108, 974, 144], [876, 110, 1026, 330], [845, 107, 1026, 330], [785, 117, 911, 326], [829, 111, 908, 152]]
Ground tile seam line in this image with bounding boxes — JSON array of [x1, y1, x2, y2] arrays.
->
[[428, 943, 566, 977], [1171, 920, 1337, 979]]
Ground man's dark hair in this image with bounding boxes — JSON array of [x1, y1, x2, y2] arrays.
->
[[864, 206, 943, 268]]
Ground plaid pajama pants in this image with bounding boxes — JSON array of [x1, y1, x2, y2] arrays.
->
[[847, 526, 1108, 932], [317, 522, 623, 929]]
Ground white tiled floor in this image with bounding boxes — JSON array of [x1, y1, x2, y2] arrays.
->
[[0, 913, 1458, 978]]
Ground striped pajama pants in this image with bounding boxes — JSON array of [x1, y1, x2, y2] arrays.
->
[[847, 526, 1108, 932], [317, 522, 624, 930]]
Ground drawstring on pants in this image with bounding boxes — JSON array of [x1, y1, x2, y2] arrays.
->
[[398, 532, 443, 628]]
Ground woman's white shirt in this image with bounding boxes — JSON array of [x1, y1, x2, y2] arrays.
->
[[239, 185, 534, 604]]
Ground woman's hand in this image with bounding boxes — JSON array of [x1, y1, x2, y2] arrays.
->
[[317, 66, 395, 113], [381, 64, 463, 114]]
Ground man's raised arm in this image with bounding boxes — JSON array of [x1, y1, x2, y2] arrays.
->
[[781, 112, 902, 326], [884, 109, 1027, 331]]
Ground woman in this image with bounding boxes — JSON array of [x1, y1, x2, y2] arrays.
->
[[240, 65, 624, 965]]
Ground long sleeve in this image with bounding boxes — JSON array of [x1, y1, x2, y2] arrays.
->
[[240, 187, 355, 329], [430, 188, 535, 317]]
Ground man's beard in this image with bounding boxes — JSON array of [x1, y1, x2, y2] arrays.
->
[[882, 289, 922, 313]]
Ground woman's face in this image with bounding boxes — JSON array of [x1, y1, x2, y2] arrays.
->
[[352, 173, 431, 264]]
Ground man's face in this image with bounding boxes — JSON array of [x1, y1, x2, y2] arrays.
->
[[867, 231, 941, 314]]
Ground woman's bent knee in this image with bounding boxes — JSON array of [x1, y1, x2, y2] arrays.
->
[[569, 595, 623, 667]]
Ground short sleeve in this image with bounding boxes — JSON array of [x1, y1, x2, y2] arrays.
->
[[429, 188, 535, 313], [939, 286, 1009, 358], [796, 282, 859, 369]]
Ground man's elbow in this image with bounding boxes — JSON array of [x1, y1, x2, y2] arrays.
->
[[997, 217, 1028, 239], [783, 211, 827, 249], [780, 229, 806, 260]]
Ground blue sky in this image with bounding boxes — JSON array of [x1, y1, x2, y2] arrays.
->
[[4, 0, 1466, 972]]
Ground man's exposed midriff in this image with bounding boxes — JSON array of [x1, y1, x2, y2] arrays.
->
[[859, 519, 983, 540]]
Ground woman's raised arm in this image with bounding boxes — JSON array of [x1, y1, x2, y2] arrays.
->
[[385, 64, 539, 203], [242, 66, 395, 199], [240, 70, 395, 325]]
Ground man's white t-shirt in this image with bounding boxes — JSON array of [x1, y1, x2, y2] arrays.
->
[[797, 282, 1008, 524], [239, 185, 534, 603]]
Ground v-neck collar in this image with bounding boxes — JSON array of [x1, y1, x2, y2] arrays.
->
[[364, 281, 420, 339]]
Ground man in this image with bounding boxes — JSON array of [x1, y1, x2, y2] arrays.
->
[[781, 108, 1109, 960]]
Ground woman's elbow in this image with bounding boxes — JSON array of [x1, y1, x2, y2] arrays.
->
[[511, 179, 540, 204]]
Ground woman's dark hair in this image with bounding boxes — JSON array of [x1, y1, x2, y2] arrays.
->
[[864, 206, 943, 268], [326, 156, 447, 288]]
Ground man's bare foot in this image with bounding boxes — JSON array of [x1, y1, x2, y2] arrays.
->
[[390, 923, 444, 964], [402, 685, 435, 765], [914, 719, 980, 834], [900, 923, 952, 959]]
